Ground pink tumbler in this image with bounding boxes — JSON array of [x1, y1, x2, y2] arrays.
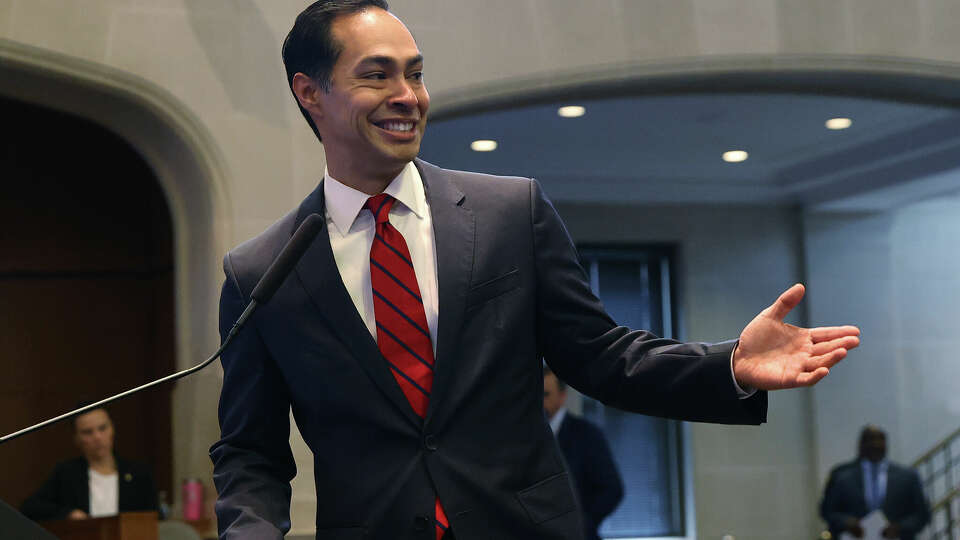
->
[[182, 478, 205, 521]]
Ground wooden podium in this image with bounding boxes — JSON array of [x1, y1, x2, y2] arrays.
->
[[41, 512, 158, 540]]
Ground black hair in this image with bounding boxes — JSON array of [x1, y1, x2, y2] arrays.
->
[[281, 0, 390, 141], [542, 365, 567, 391], [72, 400, 109, 430], [859, 424, 886, 444]]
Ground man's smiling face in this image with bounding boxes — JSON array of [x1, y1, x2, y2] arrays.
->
[[313, 8, 429, 181]]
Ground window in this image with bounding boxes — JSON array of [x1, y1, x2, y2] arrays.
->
[[577, 246, 689, 539]]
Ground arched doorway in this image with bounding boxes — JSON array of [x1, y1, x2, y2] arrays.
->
[[0, 95, 175, 508], [0, 39, 231, 520]]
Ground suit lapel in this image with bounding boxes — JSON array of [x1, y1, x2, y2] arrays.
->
[[556, 415, 571, 449], [853, 461, 868, 514], [416, 160, 475, 425], [77, 461, 90, 513], [292, 183, 422, 428], [116, 459, 128, 512], [881, 465, 897, 511]]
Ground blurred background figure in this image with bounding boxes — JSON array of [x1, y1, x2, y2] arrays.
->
[[544, 366, 624, 540], [820, 425, 930, 539], [20, 406, 157, 522]]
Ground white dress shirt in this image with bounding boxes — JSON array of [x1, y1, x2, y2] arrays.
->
[[861, 458, 889, 510], [324, 162, 439, 352], [548, 407, 568, 434], [88, 468, 119, 518], [324, 161, 749, 396]]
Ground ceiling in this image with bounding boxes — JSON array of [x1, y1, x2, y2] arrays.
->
[[418, 92, 960, 210]]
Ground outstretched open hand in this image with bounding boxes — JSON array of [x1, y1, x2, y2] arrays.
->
[[733, 284, 860, 390]]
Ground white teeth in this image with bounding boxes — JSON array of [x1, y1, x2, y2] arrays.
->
[[382, 121, 414, 132]]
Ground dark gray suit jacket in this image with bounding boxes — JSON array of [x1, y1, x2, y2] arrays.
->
[[210, 159, 767, 540]]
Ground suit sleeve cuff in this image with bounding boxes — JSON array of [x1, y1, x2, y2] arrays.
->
[[730, 342, 757, 399]]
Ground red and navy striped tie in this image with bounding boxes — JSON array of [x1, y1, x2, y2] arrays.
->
[[366, 194, 449, 539]]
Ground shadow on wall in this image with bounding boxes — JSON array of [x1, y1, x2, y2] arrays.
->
[[186, 0, 289, 129]]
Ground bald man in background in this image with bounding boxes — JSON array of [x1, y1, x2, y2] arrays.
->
[[821, 426, 930, 540]]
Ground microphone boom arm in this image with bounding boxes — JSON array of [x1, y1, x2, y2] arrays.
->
[[0, 299, 258, 445], [0, 212, 323, 446]]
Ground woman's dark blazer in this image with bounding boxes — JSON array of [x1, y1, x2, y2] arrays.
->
[[21, 456, 157, 521]]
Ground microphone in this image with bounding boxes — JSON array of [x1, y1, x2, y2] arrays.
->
[[251, 213, 324, 304], [0, 213, 325, 445], [224, 212, 325, 341]]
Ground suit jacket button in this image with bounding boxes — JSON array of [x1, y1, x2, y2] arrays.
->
[[423, 434, 438, 451], [414, 515, 430, 531]]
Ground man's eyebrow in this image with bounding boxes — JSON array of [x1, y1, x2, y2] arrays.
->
[[356, 54, 424, 69], [406, 54, 424, 68]]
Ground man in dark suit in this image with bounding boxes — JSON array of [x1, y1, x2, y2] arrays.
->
[[544, 367, 623, 540], [821, 426, 930, 540], [21, 407, 157, 522], [209, 1, 861, 539]]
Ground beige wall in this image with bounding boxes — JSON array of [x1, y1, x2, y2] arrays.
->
[[805, 196, 960, 485], [558, 203, 816, 540], [3, 0, 959, 537]]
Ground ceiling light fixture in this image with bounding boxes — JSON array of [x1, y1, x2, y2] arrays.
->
[[722, 150, 749, 163], [825, 117, 853, 130], [470, 139, 498, 152], [557, 105, 586, 118]]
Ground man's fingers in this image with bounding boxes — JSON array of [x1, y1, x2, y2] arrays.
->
[[765, 283, 805, 321], [806, 348, 848, 371], [811, 336, 860, 356], [796, 367, 829, 387], [810, 325, 861, 342]]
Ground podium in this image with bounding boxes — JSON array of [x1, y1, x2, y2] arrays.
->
[[0, 498, 57, 540], [41, 511, 158, 540]]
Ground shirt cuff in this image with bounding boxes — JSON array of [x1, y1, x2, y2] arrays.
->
[[730, 342, 757, 399]]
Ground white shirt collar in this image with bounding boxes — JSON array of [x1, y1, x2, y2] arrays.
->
[[323, 161, 426, 236], [549, 407, 568, 434], [860, 458, 889, 470]]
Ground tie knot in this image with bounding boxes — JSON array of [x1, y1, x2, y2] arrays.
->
[[365, 194, 395, 224]]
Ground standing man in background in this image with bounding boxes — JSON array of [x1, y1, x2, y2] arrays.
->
[[544, 366, 623, 540], [821, 426, 930, 540], [210, 1, 861, 538]]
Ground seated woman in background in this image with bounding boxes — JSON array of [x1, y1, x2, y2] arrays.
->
[[21, 405, 157, 521]]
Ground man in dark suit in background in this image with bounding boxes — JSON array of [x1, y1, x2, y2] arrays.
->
[[544, 367, 623, 540], [821, 426, 931, 540], [21, 406, 157, 522], [210, 1, 861, 538]]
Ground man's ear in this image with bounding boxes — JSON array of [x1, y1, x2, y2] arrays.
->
[[292, 72, 324, 118]]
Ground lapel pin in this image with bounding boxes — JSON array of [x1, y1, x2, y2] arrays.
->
[[124, 473, 133, 482]]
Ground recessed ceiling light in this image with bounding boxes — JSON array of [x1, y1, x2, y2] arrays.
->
[[557, 105, 586, 118], [825, 117, 853, 130], [470, 139, 498, 152], [722, 150, 748, 163]]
